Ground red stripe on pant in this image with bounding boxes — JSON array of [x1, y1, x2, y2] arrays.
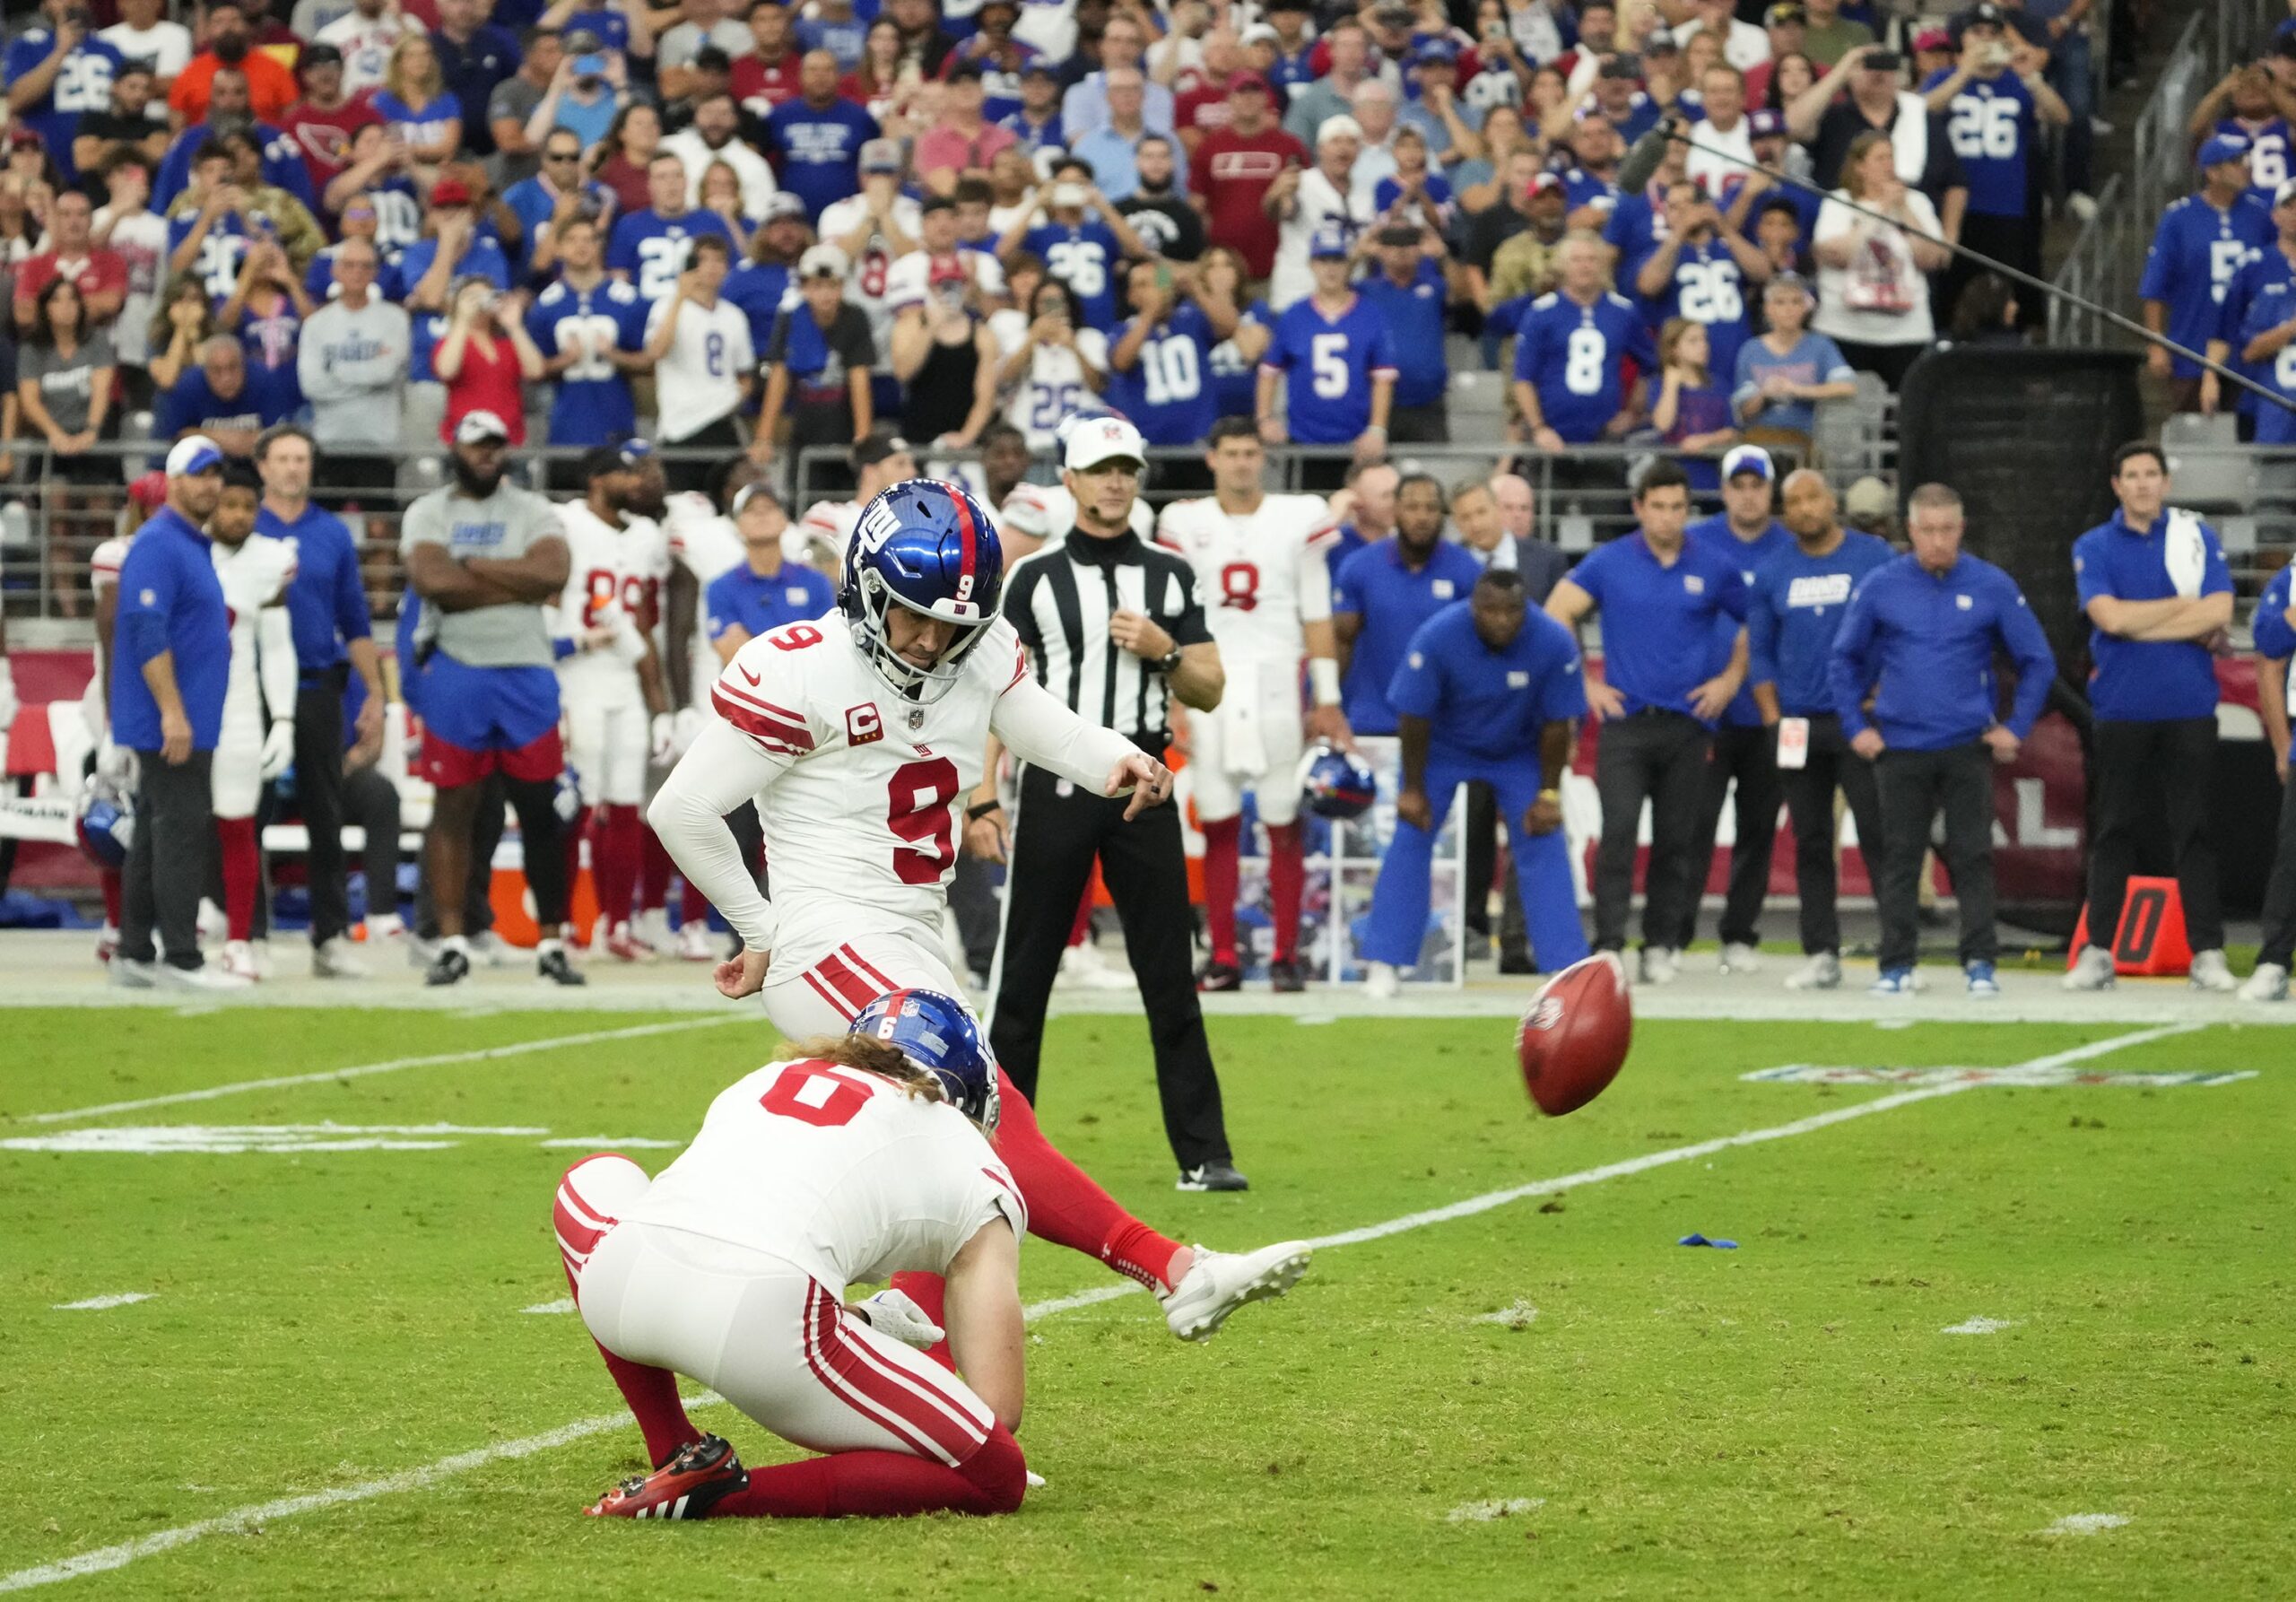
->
[[804, 1283, 987, 1465], [836, 943, 899, 995], [813, 951, 882, 1014]]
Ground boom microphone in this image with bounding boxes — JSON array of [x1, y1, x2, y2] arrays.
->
[[1613, 114, 1685, 195]]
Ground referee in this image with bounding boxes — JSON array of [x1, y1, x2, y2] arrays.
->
[[973, 416, 1248, 1192]]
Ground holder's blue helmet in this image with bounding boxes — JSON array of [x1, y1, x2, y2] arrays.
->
[[1299, 743, 1377, 819], [75, 786, 133, 868], [840, 479, 1004, 703], [848, 988, 1002, 1128]]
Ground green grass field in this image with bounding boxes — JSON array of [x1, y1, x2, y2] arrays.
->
[[2, 1006, 2290, 1598]]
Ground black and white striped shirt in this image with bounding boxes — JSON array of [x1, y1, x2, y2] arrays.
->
[[1003, 527, 1213, 750]]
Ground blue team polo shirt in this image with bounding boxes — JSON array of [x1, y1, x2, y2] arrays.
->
[[1686, 512, 1793, 728], [1356, 260, 1450, 409], [1388, 601, 1588, 767], [704, 561, 837, 643], [111, 507, 231, 751], [2072, 509, 2234, 723], [1564, 529, 1748, 724], [1745, 528, 1896, 716], [257, 501, 373, 673], [1332, 536, 1486, 735]]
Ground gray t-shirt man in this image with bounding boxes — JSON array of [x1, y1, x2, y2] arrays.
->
[[399, 481, 564, 666], [488, 75, 546, 188]]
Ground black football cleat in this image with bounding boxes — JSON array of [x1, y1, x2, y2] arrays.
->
[[1196, 959, 1243, 993], [1177, 1161, 1250, 1193], [1267, 956, 1307, 993], [587, 1433, 748, 1519], [537, 948, 587, 986], [424, 946, 471, 988]]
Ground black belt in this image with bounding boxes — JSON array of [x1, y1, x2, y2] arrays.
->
[[299, 663, 351, 686]]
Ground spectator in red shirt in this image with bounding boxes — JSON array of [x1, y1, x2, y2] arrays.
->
[[433, 274, 545, 444], [282, 43, 384, 200], [732, 0, 805, 116], [1172, 27, 1245, 155], [915, 61, 1017, 194], [170, 0, 300, 127], [1188, 72, 1308, 282], [12, 188, 128, 332]]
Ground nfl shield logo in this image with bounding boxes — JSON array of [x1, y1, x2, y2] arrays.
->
[[907, 709, 926, 731]]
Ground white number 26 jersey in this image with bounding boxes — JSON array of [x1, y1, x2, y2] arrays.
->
[[1154, 492, 1340, 663]]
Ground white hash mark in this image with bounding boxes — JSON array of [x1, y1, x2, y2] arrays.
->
[[2041, 1513, 2131, 1537], [1474, 1301, 1538, 1328], [52, 1294, 152, 1311], [1941, 1317, 2023, 1336], [521, 1300, 576, 1315], [1448, 1498, 1544, 1522]]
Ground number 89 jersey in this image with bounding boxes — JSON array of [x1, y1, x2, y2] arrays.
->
[[552, 501, 670, 700], [1154, 493, 1340, 664]]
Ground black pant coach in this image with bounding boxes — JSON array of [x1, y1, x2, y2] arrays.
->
[[978, 418, 1248, 1192]]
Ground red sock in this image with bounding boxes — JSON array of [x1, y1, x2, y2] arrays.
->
[[1067, 878, 1095, 947], [711, 1427, 1026, 1519], [565, 805, 592, 915], [639, 824, 674, 913], [680, 877, 709, 923], [216, 815, 258, 941], [100, 868, 122, 927], [993, 1068, 1186, 1292], [596, 805, 643, 932], [1200, 815, 1241, 964], [887, 1271, 955, 1370], [1265, 821, 1305, 962], [554, 1160, 699, 1469]]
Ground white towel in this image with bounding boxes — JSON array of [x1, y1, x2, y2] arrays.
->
[[2164, 507, 2207, 599], [1219, 657, 1268, 778], [1890, 92, 1930, 186]]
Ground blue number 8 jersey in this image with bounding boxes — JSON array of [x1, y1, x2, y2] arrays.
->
[[1512, 289, 1656, 444]]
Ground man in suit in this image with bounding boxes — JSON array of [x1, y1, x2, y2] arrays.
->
[[1452, 473, 1573, 971]]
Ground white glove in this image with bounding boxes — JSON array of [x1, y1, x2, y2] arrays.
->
[[851, 1288, 944, 1349], [0, 657, 17, 736], [671, 705, 703, 757], [258, 718, 297, 781], [97, 733, 135, 787], [649, 710, 676, 764]]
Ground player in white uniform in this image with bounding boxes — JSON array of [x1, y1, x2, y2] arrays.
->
[[1154, 418, 1352, 992], [794, 427, 916, 576], [550, 441, 675, 961], [650, 478, 1309, 1346], [560, 989, 1029, 1519], [207, 465, 301, 979]]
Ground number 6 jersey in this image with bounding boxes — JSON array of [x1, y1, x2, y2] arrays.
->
[[649, 610, 1140, 968]]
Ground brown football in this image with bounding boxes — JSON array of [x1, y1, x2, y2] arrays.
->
[[1515, 952, 1633, 1116]]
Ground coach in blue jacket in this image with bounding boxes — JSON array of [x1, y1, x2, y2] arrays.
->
[[110, 437, 236, 989], [1358, 569, 1591, 997], [2063, 442, 2237, 993], [1829, 482, 2057, 997]]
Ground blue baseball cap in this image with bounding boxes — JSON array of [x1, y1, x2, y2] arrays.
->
[[1720, 444, 1775, 483], [1309, 223, 1352, 259], [2199, 133, 2251, 170], [165, 436, 224, 477], [1411, 37, 1459, 66]]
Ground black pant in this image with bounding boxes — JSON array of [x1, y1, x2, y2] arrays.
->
[[1951, 210, 2044, 330], [2258, 769, 2296, 970], [1592, 710, 1709, 952], [1833, 339, 1926, 391], [948, 851, 1001, 978], [415, 772, 504, 938], [292, 671, 352, 945], [2085, 716, 2224, 954], [665, 416, 743, 497], [342, 763, 403, 923], [1875, 742, 1996, 971], [314, 453, 396, 512], [1677, 722, 1780, 949], [122, 748, 215, 971], [1775, 714, 1886, 956], [1463, 780, 1527, 956], [1388, 398, 1449, 445], [988, 762, 1231, 1171]]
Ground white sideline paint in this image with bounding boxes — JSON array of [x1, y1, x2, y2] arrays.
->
[[1941, 1317, 2022, 1336], [0, 1023, 2199, 1593], [1, 1124, 550, 1155], [1448, 1497, 1544, 1522], [2041, 1513, 2131, 1537], [11, 1018, 749, 1127], [1744, 1065, 2254, 1089], [521, 1300, 576, 1316], [537, 1137, 684, 1150], [51, 1293, 152, 1311]]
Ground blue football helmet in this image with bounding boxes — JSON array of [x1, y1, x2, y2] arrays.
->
[[76, 785, 134, 868], [841, 479, 1004, 704], [1299, 743, 1377, 819], [849, 988, 1002, 1128]]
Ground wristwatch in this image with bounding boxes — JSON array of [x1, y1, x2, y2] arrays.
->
[[1152, 645, 1183, 675]]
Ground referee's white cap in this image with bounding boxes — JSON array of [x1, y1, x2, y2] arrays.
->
[[1064, 415, 1147, 472]]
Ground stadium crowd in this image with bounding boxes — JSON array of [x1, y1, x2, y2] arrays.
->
[[4, 0, 2295, 1007]]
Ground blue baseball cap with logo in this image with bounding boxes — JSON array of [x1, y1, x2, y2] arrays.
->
[[1309, 222, 1352, 259], [2198, 133, 2251, 170], [165, 436, 224, 477]]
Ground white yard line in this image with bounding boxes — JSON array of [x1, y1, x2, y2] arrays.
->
[[10, 1018, 750, 1127], [0, 1023, 2200, 1593], [50, 1293, 152, 1311], [2040, 1513, 2131, 1537]]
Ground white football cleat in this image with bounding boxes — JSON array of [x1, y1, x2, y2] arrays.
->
[[2238, 962, 2288, 1002], [94, 924, 119, 966], [160, 962, 252, 993], [196, 898, 229, 945], [2063, 945, 2116, 991], [220, 939, 261, 981], [633, 907, 674, 952], [1159, 1241, 1312, 1342], [1361, 960, 1400, 1000], [469, 930, 512, 967], [1718, 941, 1762, 974], [313, 935, 369, 979], [1059, 941, 1135, 990], [1638, 945, 1680, 985], [1784, 952, 1841, 990], [2187, 949, 2236, 992], [675, 921, 716, 962], [110, 957, 157, 988]]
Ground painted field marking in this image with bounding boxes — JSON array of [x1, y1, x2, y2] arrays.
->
[[1448, 1498, 1544, 1522], [1941, 1317, 2022, 1336], [52, 1294, 153, 1311], [9, 1018, 750, 1127], [0, 1023, 2200, 1594], [1, 1124, 551, 1155], [521, 1300, 576, 1316], [1744, 1065, 2253, 1089], [2041, 1513, 2131, 1537], [1474, 1301, 1539, 1328]]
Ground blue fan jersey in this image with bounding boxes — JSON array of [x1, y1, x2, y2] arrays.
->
[[2215, 239, 2296, 414], [606, 207, 736, 301], [766, 99, 880, 221], [1924, 69, 2038, 218], [1207, 298, 1270, 418], [2139, 192, 2274, 379], [1603, 187, 1666, 290], [527, 277, 651, 446], [1356, 259, 1450, 409], [1108, 302, 1218, 445], [1642, 237, 1754, 383], [1560, 164, 1620, 219], [168, 213, 253, 301], [2234, 279, 2296, 444], [724, 259, 795, 351], [1024, 220, 1122, 329], [1264, 292, 1399, 444], [4, 29, 126, 184], [152, 120, 316, 214], [1745, 528, 1897, 717], [392, 233, 514, 304], [2214, 117, 2293, 207], [1512, 290, 1655, 444]]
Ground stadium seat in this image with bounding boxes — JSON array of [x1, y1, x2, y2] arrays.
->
[[1811, 373, 1891, 480], [2161, 414, 2257, 512]]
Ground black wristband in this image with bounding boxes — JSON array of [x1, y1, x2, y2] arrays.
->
[[966, 798, 1003, 822]]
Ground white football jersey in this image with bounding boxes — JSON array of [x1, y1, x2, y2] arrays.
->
[[213, 534, 298, 724], [996, 481, 1153, 547], [797, 498, 861, 570], [818, 193, 925, 361], [621, 1057, 1026, 1294], [1155, 492, 1340, 662], [883, 247, 1006, 317], [91, 535, 132, 594], [664, 491, 745, 699], [552, 502, 666, 698], [709, 610, 1034, 953]]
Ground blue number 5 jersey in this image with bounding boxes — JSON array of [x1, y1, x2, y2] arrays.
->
[[2140, 191, 2274, 379], [1262, 292, 1398, 444]]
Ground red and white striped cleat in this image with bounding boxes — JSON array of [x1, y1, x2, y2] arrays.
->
[[603, 920, 654, 962], [587, 1433, 747, 1519]]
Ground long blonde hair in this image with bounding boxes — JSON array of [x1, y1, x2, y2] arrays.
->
[[786, 1033, 951, 1104], [386, 33, 445, 106]]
